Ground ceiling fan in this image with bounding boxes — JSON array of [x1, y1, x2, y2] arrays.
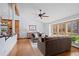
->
[[38, 9, 49, 19]]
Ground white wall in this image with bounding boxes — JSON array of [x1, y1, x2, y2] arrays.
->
[[42, 23, 49, 35], [18, 4, 44, 38], [49, 13, 79, 24], [0, 4, 10, 18], [0, 17, 1, 34]]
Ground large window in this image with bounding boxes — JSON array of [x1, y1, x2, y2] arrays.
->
[[53, 24, 58, 35], [52, 22, 67, 35], [67, 20, 79, 35], [52, 20, 79, 36], [59, 23, 66, 35]]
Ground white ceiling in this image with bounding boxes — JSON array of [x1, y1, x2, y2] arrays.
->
[[18, 3, 79, 23], [0, 3, 9, 18], [1, 3, 79, 23]]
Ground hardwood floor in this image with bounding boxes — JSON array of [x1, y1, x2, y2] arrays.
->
[[9, 38, 43, 56], [57, 47, 79, 56], [9, 38, 79, 56]]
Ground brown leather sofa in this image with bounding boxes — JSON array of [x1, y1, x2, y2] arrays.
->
[[37, 37, 72, 56]]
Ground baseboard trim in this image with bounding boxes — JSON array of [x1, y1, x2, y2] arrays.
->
[[18, 38, 28, 39]]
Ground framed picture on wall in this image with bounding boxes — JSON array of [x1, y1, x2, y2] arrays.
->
[[29, 25, 36, 31]]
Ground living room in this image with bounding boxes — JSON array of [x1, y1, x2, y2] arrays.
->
[[1, 3, 79, 56]]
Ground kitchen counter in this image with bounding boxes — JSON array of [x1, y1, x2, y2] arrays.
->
[[0, 35, 5, 38], [0, 34, 16, 41], [0, 34, 17, 56]]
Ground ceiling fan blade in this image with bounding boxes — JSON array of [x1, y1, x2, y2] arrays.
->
[[42, 13, 46, 15], [43, 16, 49, 17]]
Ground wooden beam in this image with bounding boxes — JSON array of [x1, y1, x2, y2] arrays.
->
[[15, 4, 20, 16]]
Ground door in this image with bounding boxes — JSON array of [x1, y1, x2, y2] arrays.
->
[[15, 20, 19, 38]]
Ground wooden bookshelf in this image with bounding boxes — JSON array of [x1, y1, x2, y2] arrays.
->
[[1, 19, 19, 38]]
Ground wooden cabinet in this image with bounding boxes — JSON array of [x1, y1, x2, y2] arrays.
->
[[1, 19, 12, 33], [8, 20, 12, 29]]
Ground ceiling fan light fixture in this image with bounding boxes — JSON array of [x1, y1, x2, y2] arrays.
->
[[37, 9, 49, 19]]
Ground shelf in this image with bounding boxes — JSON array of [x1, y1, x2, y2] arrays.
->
[[1, 25, 8, 26]]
